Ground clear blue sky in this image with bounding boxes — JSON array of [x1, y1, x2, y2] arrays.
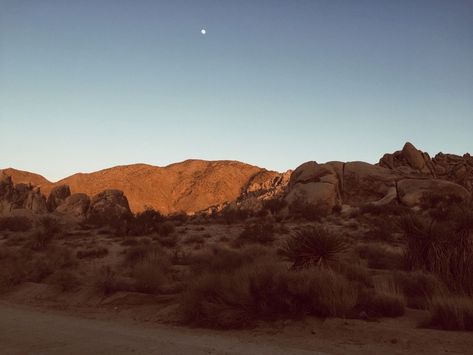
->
[[1, 0, 472, 181]]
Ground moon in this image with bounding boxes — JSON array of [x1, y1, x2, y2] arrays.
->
[[201, 28, 206, 35]]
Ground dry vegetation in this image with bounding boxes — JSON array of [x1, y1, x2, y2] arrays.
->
[[1, 193, 473, 335]]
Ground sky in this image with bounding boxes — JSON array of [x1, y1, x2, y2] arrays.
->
[[1, 0, 472, 181]]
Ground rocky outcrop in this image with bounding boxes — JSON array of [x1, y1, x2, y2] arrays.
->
[[379, 142, 435, 176], [397, 179, 470, 207], [87, 189, 132, 222], [0, 173, 48, 215], [56, 193, 90, 219], [47, 185, 71, 212], [285, 161, 342, 213], [286, 142, 472, 210]]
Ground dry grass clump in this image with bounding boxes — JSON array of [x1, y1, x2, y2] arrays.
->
[[357, 243, 404, 270], [0, 245, 77, 290], [179, 260, 357, 328], [401, 209, 473, 295], [279, 226, 348, 269], [189, 245, 270, 274], [77, 247, 109, 259], [28, 216, 62, 250], [392, 271, 444, 309], [131, 250, 172, 294], [426, 296, 473, 331], [288, 200, 329, 221], [48, 270, 81, 292], [356, 277, 406, 317], [233, 222, 275, 247], [0, 216, 32, 232]]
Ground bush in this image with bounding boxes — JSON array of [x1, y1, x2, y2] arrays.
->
[[77, 247, 109, 259], [189, 246, 270, 274], [131, 255, 171, 294], [279, 226, 348, 269], [427, 296, 473, 331], [49, 270, 80, 292], [233, 222, 275, 246], [262, 199, 287, 215], [357, 243, 403, 270], [128, 208, 164, 236], [357, 278, 405, 317], [393, 271, 444, 309], [288, 200, 329, 221], [95, 266, 129, 296], [0, 216, 32, 232], [179, 261, 357, 328], [401, 209, 473, 295], [29, 216, 62, 250]]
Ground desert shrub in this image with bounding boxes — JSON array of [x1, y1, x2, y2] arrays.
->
[[279, 226, 348, 269], [335, 261, 373, 288], [45, 246, 77, 269], [180, 261, 357, 328], [131, 254, 171, 294], [262, 199, 287, 215], [393, 271, 444, 309], [233, 222, 275, 247], [357, 243, 404, 270], [401, 208, 473, 295], [77, 247, 109, 259], [189, 246, 270, 274], [183, 234, 205, 245], [357, 278, 405, 317], [128, 208, 164, 236], [219, 207, 249, 224], [95, 266, 126, 295], [288, 200, 329, 221], [0, 216, 32, 232], [49, 270, 80, 292], [426, 296, 473, 331], [158, 221, 175, 236], [28, 216, 62, 250], [156, 233, 178, 248]]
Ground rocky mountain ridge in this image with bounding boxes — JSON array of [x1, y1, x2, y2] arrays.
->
[[1, 143, 472, 219]]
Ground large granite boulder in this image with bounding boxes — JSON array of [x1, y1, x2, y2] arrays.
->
[[47, 185, 71, 212], [397, 179, 470, 207], [56, 193, 90, 219], [342, 162, 399, 206], [87, 189, 132, 224], [285, 161, 341, 213]]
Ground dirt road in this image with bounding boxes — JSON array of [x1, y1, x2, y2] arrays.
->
[[0, 303, 324, 355]]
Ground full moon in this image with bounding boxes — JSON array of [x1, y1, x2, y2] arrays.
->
[[201, 28, 206, 35]]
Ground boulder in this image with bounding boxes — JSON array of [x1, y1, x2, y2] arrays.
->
[[47, 185, 71, 212], [342, 162, 398, 205], [402, 142, 427, 170], [87, 189, 132, 223], [397, 179, 470, 207], [56, 193, 90, 219], [0, 174, 47, 214], [24, 187, 48, 214], [285, 182, 339, 214], [285, 161, 342, 213]]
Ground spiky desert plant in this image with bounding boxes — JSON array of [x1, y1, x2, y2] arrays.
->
[[401, 207, 473, 295], [279, 226, 348, 270]]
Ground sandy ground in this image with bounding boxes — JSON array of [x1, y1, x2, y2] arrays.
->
[[0, 302, 321, 355], [1, 299, 473, 355]]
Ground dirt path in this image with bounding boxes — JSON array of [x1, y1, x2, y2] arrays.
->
[[0, 303, 323, 355]]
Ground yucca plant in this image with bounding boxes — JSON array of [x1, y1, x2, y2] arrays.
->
[[279, 226, 348, 270]]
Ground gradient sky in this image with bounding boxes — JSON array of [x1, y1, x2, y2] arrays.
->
[[1, 0, 472, 181]]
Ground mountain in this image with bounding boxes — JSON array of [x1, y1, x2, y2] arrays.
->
[[1, 160, 283, 214]]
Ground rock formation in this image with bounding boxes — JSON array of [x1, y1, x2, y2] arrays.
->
[[47, 185, 71, 212]]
